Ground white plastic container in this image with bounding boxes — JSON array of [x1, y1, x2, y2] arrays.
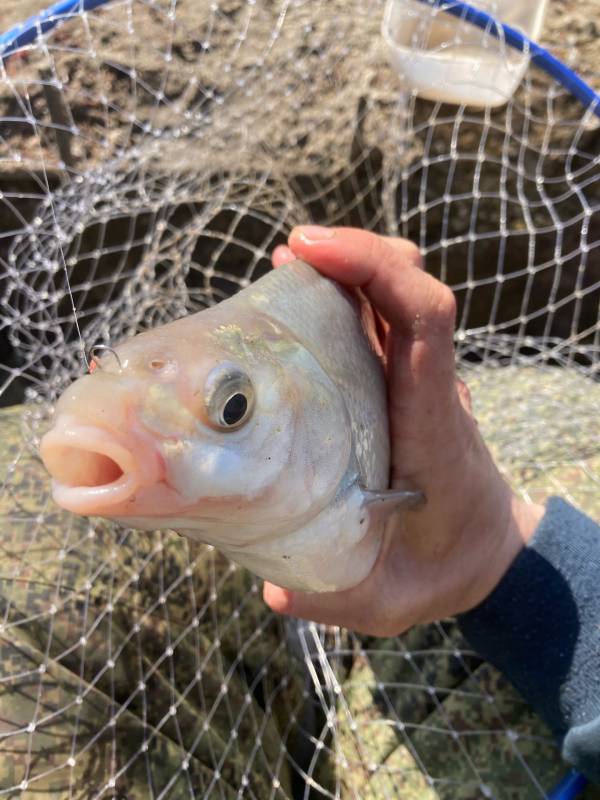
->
[[382, 0, 548, 107]]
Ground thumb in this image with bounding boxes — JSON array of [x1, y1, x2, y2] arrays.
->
[[288, 226, 459, 419], [288, 227, 456, 348], [263, 581, 391, 634]]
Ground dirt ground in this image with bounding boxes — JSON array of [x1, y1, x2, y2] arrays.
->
[[1, 0, 598, 394], [2, 0, 600, 86], [1, 0, 49, 30]]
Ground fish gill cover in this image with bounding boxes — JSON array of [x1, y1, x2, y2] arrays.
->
[[0, 0, 599, 797]]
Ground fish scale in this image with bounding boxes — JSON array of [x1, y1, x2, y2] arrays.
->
[[246, 260, 390, 490]]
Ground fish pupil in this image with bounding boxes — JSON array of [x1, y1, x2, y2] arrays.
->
[[222, 393, 248, 426]]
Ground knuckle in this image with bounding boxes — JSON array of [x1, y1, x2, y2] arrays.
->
[[384, 236, 423, 269], [435, 284, 457, 326], [364, 231, 392, 268], [403, 240, 423, 269]]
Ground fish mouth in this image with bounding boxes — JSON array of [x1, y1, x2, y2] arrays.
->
[[40, 415, 148, 515]]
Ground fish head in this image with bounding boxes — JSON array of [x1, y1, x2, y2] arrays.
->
[[40, 309, 353, 545]]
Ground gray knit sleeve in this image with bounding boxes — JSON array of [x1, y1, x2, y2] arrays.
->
[[458, 498, 600, 783]]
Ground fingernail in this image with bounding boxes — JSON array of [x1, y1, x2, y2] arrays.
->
[[293, 225, 336, 242]]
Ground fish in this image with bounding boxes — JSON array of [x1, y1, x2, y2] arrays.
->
[[40, 260, 422, 592]]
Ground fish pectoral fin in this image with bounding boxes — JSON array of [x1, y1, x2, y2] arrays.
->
[[360, 486, 426, 511]]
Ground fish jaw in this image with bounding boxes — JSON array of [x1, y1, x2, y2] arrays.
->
[[216, 481, 385, 592], [40, 414, 164, 516]]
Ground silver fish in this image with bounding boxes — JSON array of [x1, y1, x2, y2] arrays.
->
[[41, 260, 422, 592]]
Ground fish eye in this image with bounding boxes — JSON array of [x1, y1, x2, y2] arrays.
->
[[221, 393, 248, 426], [204, 362, 254, 431]]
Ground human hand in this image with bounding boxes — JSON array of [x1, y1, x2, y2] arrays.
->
[[263, 226, 544, 635]]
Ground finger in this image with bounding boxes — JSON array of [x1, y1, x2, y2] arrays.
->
[[278, 236, 422, 271], [382, 236, 424, 270], [263, 581, 377, 632], [288, 226, 458, 419], [272, 244, 295, 268], [287, 226, 455, 346], [263, 583, 294, 613]]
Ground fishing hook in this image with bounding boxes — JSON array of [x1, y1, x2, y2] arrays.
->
[[87, 344, 123, 373]]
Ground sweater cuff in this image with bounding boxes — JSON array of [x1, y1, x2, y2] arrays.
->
[[458, 497, 600, 782]]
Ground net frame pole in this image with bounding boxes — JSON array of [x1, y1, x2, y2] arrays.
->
[[0, 0, 114, 59], [547, 770, 590, 800]]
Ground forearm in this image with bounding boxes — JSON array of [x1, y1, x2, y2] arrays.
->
[[458, 498, 600, 783]]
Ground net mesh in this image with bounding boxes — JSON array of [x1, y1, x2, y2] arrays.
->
[[0, 0, 599, 797]]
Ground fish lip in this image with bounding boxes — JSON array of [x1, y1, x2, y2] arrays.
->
[[40, 417, 145, 515], [51, 472, 140, 516]]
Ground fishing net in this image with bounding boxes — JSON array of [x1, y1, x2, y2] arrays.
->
[[0, 0, 599, 797]]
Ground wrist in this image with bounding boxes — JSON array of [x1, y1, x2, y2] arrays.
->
[[458, 490, 544, 614]]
